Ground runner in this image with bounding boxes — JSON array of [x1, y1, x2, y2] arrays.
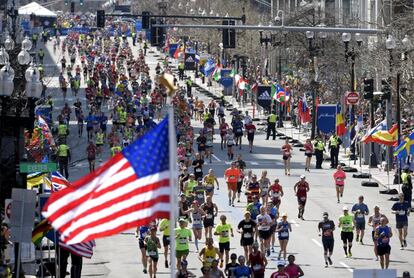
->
[[225, 253, 240, 278], [190, 200, 205, 251], [281, 138, 293, 175], [244, 121, 256, 153], [318, 212, 335, 267], [175, 218, 192, 269], [351, 195, 369, 244], [333, 165, 346, 203], [234, 256, 252, 278], [270, 263, 290, 278], [226, 129, 236, 160], [214, 215, 234, 268], [201, 196, 218, 239], [192, 153, 205, 181], [224, 162, 241, 206], [232, 115, 244, 150], [248, 242, 267, 278], [237, 211, 257, 259], [303, 138, 313, 172], [246, 174, 260, 203], [243, 170, 253, 202], [198, 237, 219, 274], [204, 169, 219, 197], [276, 213, 292, 260], [158, 218, 170, 268], [219, 118, 229, 150], [86, 141, 97, 173], [257, 207, 273, 256], [338, 206, 355, 257], [136, 225, 150, 274], [368, 205, 389, 260], [269, 178, 284, 210], [374, 217, 393, 269], [259, 170, 271, 206], [285, 255, 304, 278], [144, 226, 161, 278], [391, 193, 410, 249], [293, 175, 309, 220]]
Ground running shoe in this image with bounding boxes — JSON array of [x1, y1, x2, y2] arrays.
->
[[348, 252, 352, 257]]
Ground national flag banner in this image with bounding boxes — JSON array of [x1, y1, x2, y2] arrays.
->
[[32, 218, 52, 245], [361, 120, 398, 146], [60, 240, 96, 259], [285, 86, 290, 102], [213, 65, 222, 81], [275, 84, 285, 102], [237, 77, 248, 90], [37, 115, 55, 147], [173, 45, 183, 59], [203, 59, 216, 77], [51, 171, 71, 192], [43, 118, 171, 245], [394, 132, 414, 159], [336, 113, 347, 136], [271, 83, 276, 99], [299, 94, 311, 123]]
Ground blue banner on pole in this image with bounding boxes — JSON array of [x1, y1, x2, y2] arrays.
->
[[220, 69, 233, 88], [169, 43, 178, 57], [317, 104, 337, 134]]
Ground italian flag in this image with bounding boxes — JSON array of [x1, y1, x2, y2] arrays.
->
[[237, 77, 248, 90], [213, 65, 222, 81]]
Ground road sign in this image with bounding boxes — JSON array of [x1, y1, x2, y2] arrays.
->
[[346, 91, 359, 105], [10, 189, 36, 243], [19, 162, 57, 173]]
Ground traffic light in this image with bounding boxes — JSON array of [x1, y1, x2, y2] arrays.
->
[[97, 10, 105, 28], [80, 0, 83, 5], [222, 20, 236, 48], [70, 2, 75, 13], [150, 19, 159, 46], [363, 78, 374, 100], [142, 11, 151, 29], [64, 0, 68, 5], [381, 78, 391, 101]]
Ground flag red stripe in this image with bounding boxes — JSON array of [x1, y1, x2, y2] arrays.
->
[[58, 179, 170, 232], [76, 211, 170, 244], [71, 154, 126, 188], [63, 195, 170, 242], [46, 163, 134, 222]]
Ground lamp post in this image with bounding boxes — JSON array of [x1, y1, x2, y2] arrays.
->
[[385, 35, 396, 171], [306, 30, 319, 140], [342, 32, 362, 161]]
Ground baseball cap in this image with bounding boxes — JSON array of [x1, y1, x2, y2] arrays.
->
[[323, 212, 329, 217], [343, 206, 349, 211], [178, 218, 187, 223], [300, 174, 306, 179]]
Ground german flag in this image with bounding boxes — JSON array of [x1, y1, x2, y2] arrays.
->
[[32, 219, 52, 245]]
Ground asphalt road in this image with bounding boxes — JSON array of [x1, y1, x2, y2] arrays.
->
[[41, 37, 414, 278]]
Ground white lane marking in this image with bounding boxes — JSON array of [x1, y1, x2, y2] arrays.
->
[[250, 162, 259, 165], [311, 238, 323, 248], [340, 262, 354, 273], [212, 154, 222, 162], [290, 220, 300, 227]]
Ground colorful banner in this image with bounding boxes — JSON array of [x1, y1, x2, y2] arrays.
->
[[169, 43, 178, 57], [317, 104, 337, 134], [184, 52, 196, 70], [220, 68, 233, 88], [257, 85, 272, 111]]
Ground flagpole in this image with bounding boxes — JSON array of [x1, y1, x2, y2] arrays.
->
[[167, 104, 178, 278]]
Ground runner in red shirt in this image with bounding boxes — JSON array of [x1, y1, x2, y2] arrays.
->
[[224, 162, 241, 207], [285, 255, 304, 278], [248, 242, 267, 278], [269, 179, 284, 210], [270, 263, 291, 278], [219, 118, 229, 150], [333, 165, 347, 203], [293, 175, 310, 220]]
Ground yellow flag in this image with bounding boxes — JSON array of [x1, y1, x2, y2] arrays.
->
[[27, 173, 46, 189]]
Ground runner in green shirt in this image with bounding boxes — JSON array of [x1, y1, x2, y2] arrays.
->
[[144, 226, 161, 278], [214, 215, 234, 268], [159, 218, 170, 268], [338, 206, 355, 257], [175, 218, 192, 269]]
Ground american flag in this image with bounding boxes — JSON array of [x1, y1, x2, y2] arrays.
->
[[42, 118, 171, 245]]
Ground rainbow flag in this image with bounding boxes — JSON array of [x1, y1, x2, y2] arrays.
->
[[32, 218, 52, 245]]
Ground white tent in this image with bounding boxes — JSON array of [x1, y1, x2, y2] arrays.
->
[[18, 2, 57, 18]]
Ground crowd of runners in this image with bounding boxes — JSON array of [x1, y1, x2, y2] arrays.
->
[[31, 19, 413, 278]]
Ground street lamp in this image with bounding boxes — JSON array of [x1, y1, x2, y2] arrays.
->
[[342, 32, 363, 161], [274, 10, 284, 27]]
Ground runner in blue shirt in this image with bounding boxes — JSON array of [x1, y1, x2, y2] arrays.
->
[[234, 255, 251, 278], [391, 193, 410, 249], [374, 217, 393, 269], [351, 195, 369, 244], [85, 112, 96, 141]]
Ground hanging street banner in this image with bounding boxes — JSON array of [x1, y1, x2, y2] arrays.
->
[[220, 68, 233, 88], [257, 85, 272, 111], [317, 104, 337, 134], [169, 43, 178, 57], [184, 52, 196, 70]]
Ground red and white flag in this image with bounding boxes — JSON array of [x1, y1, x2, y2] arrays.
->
[[43, 118, 171, 244]]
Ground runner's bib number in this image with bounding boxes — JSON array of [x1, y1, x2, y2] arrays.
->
[[244, 232, 252, 239], [280, 231, 289, 237], [148, 251, 157, 256], [398, 210, 406, 216], [253, 264, 262, 271]]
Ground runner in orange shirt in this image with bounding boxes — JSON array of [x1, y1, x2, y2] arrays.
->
[[224, 162, 241, 207]]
